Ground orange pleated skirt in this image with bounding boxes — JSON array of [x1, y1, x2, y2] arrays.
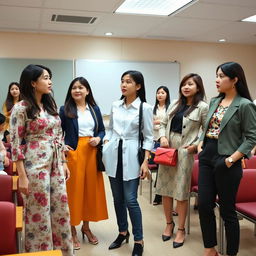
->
[[66, 137, 108, 226]]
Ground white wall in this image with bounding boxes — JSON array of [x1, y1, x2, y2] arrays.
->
[[1, 31, 256, 105]]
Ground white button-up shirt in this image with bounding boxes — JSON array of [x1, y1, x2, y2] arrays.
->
[[103, 97, 153, 181], [77, 104, 94, 137]]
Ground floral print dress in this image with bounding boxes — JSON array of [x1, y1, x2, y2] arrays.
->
[[10, 101, 73, 256]]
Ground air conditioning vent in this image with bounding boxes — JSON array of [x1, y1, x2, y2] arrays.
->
[[51, 14, 97, 24]]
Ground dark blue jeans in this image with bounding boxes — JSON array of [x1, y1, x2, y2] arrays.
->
[[109, 140, 143, 241]]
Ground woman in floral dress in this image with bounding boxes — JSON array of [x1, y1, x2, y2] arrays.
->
[[10, 64, 73, 255]]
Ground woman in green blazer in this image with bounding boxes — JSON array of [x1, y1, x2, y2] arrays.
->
[[198, 62, 256, 256]]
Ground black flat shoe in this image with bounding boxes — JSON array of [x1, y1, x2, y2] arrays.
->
[[162, 221, 175, 242], [153, 194, 162, 205], [172, 210, 178, 216], [173, 228, 185, 248], [108, 231, 130, 250], [193, 204, 198, 210], [132, 243, 143, 256]]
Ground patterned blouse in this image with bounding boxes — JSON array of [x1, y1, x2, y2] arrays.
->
[[206, 104, 229, 139], [10, 101, 65, 161]]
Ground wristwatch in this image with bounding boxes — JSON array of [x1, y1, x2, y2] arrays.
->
[[228, 157, 234, 164]]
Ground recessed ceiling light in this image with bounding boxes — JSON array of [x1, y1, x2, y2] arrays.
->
[[241, 15, 256, 22], [105, 32, 113, 36], [219, 39, 226, 42], [115, 0, 198, 16]]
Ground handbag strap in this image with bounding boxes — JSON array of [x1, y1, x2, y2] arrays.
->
[[138, 102, 143, 148], [89, 104, 99, 133], [89, 105, 102, 148]]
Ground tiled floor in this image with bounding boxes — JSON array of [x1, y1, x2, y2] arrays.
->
[[73, 174, 256, 256]]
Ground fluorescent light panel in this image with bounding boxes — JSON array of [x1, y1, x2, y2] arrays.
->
[[115, 0, 196, 16], [242, 15, 256, 22]]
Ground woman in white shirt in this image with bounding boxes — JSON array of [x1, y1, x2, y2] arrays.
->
[[59, 77, 108, 250], [152, 86, 170, 205], [103, 70, 153, 256]]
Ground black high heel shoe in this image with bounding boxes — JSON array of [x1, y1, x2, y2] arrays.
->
[[132, 242, 144, 256], [108, 231, 130, 250], [162, 221, 175, 242], [173, 228, 185, 248]]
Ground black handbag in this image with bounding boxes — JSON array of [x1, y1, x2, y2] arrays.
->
[[137, 102, 145, 165], [96, 144, 105, 172]]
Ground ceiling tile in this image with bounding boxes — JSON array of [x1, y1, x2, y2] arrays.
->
[[0, 6, 41, 21], [0, 0, 43, 7], [201, 0, 256, 8], [146, 17, 229, 39], [92, 13, 165, 37], [43, 0, 122, 12], [190, 21, 256, 44], [176, 2, 256, 21]]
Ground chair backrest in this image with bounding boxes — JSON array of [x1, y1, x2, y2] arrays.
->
[[244, 155, 256, 169], [0, 201, 17, 254], [191, 160, 199, 187], [0, 175, 13, 202], [236, 169, 256, 203]]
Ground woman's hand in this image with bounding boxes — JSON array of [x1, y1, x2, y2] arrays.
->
[[224, 158, 233, 168], [63, 163, 70, 180], [251, 146, 256, 156], [18, 175, 30, 195], [140, 160, 148, 179], [89, 137, 101, 147], [65, 145, 74, 151], [160, 136, 169, 148], [184, 145, 197, 154], [153, 119, 161, 125], [197, 141, 203, 154], [4, 156, 10, 167]]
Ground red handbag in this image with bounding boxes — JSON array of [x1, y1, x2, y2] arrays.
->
[[154, 147, 178, 166]]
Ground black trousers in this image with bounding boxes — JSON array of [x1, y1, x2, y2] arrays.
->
[[198, 138, 242, 255]]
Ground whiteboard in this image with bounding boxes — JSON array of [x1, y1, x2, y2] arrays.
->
[[0, 58, 73, 108], [75, 60, 180, 115]]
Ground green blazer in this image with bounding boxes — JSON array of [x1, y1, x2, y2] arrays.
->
[[201, 95, 256, 157]]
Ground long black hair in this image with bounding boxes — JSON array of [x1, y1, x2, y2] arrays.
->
[[170, 73, 206, 118], [120, 70, 146, 102], [216, 62, 252, 101], [19, 64, 58, 119], [153, 86, 170, 115], [4, 82, 21, 112], [64, 77, 97, 118]]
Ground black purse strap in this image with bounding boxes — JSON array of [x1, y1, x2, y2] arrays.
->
[[138, 102, 143, 148], [90, 105, 102, 148], [89, 105, 99, 133]]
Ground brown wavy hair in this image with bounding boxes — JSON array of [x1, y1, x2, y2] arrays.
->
[[170, 73, 206, 118]]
